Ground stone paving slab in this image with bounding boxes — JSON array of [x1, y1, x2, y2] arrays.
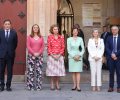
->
[[0, 83, 120, 100]]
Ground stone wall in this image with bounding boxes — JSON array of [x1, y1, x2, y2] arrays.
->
[[114, 0, 120, 17], [27, 0, 119, 47], [70, 0, 116, 47], [27, 0, 119, 63]]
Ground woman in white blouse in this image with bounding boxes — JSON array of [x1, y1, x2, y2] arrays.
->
[[88, 29, 104, 91]]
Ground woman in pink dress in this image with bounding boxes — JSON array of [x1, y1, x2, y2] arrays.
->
[[46, 24, 65, 90], [27, 24, 44, 90]]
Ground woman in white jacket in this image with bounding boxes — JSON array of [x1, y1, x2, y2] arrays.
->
[[88, 29, 104, 91]]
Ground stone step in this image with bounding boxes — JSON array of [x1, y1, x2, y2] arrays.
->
[[43, 70, 110, 83], [10, 70, 110, 83]]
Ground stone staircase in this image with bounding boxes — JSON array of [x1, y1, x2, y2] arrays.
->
[[44, 70, 109, 83], [11, 70, 110, 84]]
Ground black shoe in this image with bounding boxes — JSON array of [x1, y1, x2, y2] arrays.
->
[[108, 88, 114, 92], [56, 87, 61, 90], [77, 88, 81, 92], [0, 87, 4, 92], [117, 88, 120, 93], [50, 87, 55, 91], [6, 87, 12, 91], [71, 87, 77, 91]]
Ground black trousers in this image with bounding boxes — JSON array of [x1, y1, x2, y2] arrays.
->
[[0, 54, 14, 88], [107, 57, 120, 88]]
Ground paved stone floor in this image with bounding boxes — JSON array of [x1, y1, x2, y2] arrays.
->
[[0, 83, 120, 100]]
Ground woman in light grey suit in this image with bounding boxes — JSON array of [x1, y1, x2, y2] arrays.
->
[[88, 29, 104, 91]]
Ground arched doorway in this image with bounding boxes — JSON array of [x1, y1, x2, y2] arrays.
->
[[57, 0, 74, 35], [57, 0, 74, 69]]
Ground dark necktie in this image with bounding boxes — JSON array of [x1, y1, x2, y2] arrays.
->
[[6, 31, 9, 41], [113, 37, 117, 53]]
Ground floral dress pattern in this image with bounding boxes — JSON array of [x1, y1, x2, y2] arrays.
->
[[26, 54, 43, 90]]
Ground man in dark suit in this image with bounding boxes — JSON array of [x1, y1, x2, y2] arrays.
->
[[101, 26, 111, 70], [0, 19, 18, 91], [101, 26, 111, 44], [106, 25, 120, 93]]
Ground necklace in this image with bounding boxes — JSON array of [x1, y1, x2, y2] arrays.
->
[[94, 39, 98, 47], [34, 36, 39, 40], [73, 36, 77, 41]]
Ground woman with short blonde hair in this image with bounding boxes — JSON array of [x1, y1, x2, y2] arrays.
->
[[88, 29, 104, 91]]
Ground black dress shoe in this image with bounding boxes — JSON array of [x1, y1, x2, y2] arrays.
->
[[117, 88, 120, 93], [108, 88, 114, 92], [56, 87, 61, 90], [50, 88, 55, 91], [6, 87, 12, 91], [71, 87, 77, 91], [77, 88, 81, 92], [0, 87, 4, 92]]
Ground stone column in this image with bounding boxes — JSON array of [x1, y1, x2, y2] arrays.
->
[[27, 0, 58, 64], [27, 0, 57, 36]]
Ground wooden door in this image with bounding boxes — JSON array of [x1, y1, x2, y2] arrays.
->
[[0, 0, 27, 75]]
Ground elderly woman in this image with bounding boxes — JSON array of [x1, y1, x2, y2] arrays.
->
[[46, 24, 65, 90], [67, 27, 85, 92]]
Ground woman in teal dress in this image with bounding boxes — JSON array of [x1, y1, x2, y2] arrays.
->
[[67, 27, 85, 91]]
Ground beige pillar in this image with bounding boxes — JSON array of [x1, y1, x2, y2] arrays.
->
[[27, 0, 58, 64], [27, 0, 58, 36]]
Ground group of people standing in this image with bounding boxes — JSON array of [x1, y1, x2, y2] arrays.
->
[[0, 19, 120, 93], [26, 24, 85, 91]]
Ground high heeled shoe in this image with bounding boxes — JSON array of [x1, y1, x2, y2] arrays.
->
[[77, 88, 81, 92], [50, 88, 55, 91], [97, 86, 101, 92], [71, 87, 77, 91], [56, 87, 61, 90], [76, 87, 81, 92], [92, 86, 96, 91], [50, 86, 55, 91]]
